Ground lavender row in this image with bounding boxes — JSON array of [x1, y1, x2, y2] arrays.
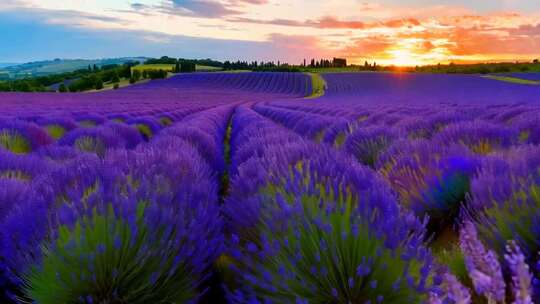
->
[[321, 72, 540, 104], [0, 103, 238, 302], [126, 72, 313, 98], [222, 106, 442, 303]]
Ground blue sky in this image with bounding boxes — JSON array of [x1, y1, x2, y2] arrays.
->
[[1, 0, 539, 65], [0, 11, 269, 63]]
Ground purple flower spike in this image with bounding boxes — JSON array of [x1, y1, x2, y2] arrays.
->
[[459, 221, 505, 302], [428, 272, 471, 304], [505, 241, 533, 304]]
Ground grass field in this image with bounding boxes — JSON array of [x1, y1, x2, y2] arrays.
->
[[305, 73, 326, 98], [485, 75, 540, 85], [196, 65, 222, 72], [132, 64, 175, 73]]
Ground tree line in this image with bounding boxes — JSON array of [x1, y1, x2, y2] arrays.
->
[[0, 57, 201, 92]]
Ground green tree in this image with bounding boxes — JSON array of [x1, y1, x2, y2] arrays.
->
[[94, 78, 103, 90], [147, 70, 168, 79], [59, 84, 67, 92], [111, 72, 120, 83], [132, 70, 142, 81], [180, 62, 196, 73]]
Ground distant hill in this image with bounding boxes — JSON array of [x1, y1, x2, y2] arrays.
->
[[0, 57, 148, 79], [0, 63, 20, 68]]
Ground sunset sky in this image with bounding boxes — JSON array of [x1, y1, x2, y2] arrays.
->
[[1, 0, 540, 66]]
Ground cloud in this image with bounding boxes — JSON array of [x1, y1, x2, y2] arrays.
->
[[228, 15, 422, 30], [130, 3, 148, 10], [168, 0, 240, 18], [510, 22, 540, 35], [445, 26, 540, 56], [311, 16, 365, 29], [231, 0, 268, 4], [228, 17, 304, 27], [265, 33, 332, 61]]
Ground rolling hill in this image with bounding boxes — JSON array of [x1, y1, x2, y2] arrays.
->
[[0, 57, 148, 79]]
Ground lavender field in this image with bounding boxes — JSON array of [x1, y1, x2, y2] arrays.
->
[[1, 71, 540, 303]]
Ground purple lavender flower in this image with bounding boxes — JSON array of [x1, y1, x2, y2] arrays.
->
[[459, 221, 505, 302], [468, 146, 540, 301], [1, 138, 223, 302], [377, 139, 478, 236], [225, 107, 437, 303], [428, 272, 471, 304], [433, 121, 517, 155], [0, 179, 28, 221], [36, 117, 78, 140], [73, 113, 106, 127], [344, 126, 399, 167], [0, 120, 52, 153], [103, 122, 143, 149], [505, 241, 533, 304], [126, 117, 162, 140], [58, 127, 126, 157], [0, 151, 50, 181]]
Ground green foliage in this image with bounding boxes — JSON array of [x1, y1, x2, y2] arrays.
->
[[147, 70, 168, 80], [242, 189, 431, 303], [110, 72, 120, 83], [435, 246, 468, 283], [1, 63, 134, 92], [94, 78, 104, 90], [0, 130, 31, 154], [0, 58, 144, 79], [132, 70, 142, 82], [305, 73, 326, 98], [23, 207, 195, 304], [58, 84, 67, 92], [159, 117, 173, 126], [412, 62, 540, 74], [253, 66, 301, 72], [136, 124, 153, 140], [485, 75, 540, 85], [180, 62, 196, 73], [477, 184, 540, 255], [132, 64, 174, 74], [74, 136, 107, 156], [145, 56, 177, 65], [179, 58, 223, 68], [0, 169, 32, 180], [45, 125, 66, 140]]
